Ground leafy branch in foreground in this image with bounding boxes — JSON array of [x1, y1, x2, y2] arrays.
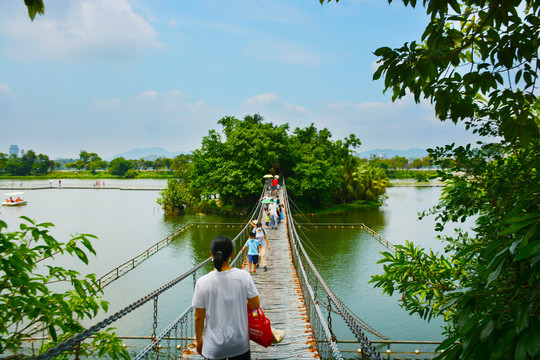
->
[[0, 217, 129, 359], [354, 0, 540, 358]]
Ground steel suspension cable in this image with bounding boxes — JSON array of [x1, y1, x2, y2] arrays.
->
[[282, 181, 384, 360]]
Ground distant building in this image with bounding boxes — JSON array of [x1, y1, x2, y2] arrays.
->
[[9, 145, 19, 158]]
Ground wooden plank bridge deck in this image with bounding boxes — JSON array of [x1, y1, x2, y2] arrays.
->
[[186, 188, 319, 360], [245, 208, 319, 359]]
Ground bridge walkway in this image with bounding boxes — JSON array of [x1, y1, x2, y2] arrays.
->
[[185, 188, 318, 360], [245, 194, 318, 359]]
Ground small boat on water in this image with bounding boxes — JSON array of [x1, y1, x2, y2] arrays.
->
[[2, 192, 28, 206]]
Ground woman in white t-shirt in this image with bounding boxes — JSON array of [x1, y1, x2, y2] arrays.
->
[[192, 236, 260, 360]]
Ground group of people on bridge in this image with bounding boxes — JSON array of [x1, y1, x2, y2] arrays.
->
[[243, 177, 284, 274]]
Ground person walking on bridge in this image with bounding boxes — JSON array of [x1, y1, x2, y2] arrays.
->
[[254, 220, 270, 271], [192, 235, 260, 360], [271, 176, 278, 196], [268, 199, 278, 230]]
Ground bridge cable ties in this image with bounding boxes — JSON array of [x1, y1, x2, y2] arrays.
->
[[151, 295, 159, 351], [287, 196, 316, 227], [327, 294, 337, 343], [293, 220, 326, 261], [290, 219, 384, 359]]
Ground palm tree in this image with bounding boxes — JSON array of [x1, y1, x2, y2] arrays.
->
[[355, 164, 389, 202]]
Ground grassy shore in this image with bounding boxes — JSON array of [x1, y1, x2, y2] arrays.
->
[[0, 170, 174, 180]]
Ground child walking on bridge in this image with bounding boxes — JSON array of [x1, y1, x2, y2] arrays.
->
[[242, 232, 260, 274]]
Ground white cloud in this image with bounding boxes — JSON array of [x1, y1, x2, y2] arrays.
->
[[243, 92, 312, 117], [137, 90, 158, 100], [245, 93, 280, 105], [0, 0, 164, 62], [0, 82, 12, 95]]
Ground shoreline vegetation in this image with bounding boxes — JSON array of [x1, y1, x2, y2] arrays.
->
[[0, 170, 173, 180], [0, 170, 439, 181]]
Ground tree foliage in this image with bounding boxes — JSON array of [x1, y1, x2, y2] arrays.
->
[[23, 0, 44, 21], [0, 150, 55, 176], [108, 157, 133, 177], [357, 0, 540, 359], [0, 217, 129, 359], [160, 114, 387, 212]]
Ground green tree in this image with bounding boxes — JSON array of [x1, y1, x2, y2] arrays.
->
[[0, 153, 8, 174], [171, 154, 193, 181], [354, 0, 540, 359], [123, 168, 138, 178], [157, 178, 195, 215], [286, 125, 354, 209], [411, 158, 423, 169], [108, 157, 132, 176], [163, 115, 368, 212], [33, 153, 54, 175], [337, 156, 390, 204], [17, 150, 37, 176], [0, 217, 128, 359], [190, 115, 290, 208], [355, 163, 390, 202], [79, 151, 91, 164]]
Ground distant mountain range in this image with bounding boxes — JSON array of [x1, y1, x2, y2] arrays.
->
[[109, 147, 189, 161], [356, 148, 428, 159]]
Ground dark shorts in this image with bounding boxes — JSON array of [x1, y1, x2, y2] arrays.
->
[[248, 254, 259, 264], [208, 350, 251, 360]]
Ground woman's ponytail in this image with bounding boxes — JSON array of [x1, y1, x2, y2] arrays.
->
[[210, 236, 233, 272], [214, 250, 224, 272]]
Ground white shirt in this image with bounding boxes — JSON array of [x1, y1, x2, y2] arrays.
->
[[192, 268, 259, 359], [268, 202, 278, 216]]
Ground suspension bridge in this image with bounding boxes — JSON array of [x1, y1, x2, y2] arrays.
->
[[22, 180, 442, 360]]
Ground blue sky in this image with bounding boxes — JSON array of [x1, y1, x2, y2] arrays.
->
[[0, 0, 481, 159]]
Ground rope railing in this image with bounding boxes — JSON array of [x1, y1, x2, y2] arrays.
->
[[97, 223, 192, 288], [283, 180, 384, 360], [97, 222, 252, 289], [296, 222, 396, 252], [282, 180, 343, 359]]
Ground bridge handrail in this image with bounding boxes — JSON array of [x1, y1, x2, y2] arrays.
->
[[295, 222, 396, 252], [283, 180, 384, 360], [282, 180, 342, 359], [97, 223, 192, 288]]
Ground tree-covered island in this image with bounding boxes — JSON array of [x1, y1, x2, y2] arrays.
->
[[157, 114, 390, 215]]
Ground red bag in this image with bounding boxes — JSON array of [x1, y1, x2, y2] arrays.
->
[[247, 306, 272, 347]]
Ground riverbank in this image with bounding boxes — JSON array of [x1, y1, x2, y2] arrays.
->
[[0, 170, 173, 180], [390, 180, 445, 187]]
